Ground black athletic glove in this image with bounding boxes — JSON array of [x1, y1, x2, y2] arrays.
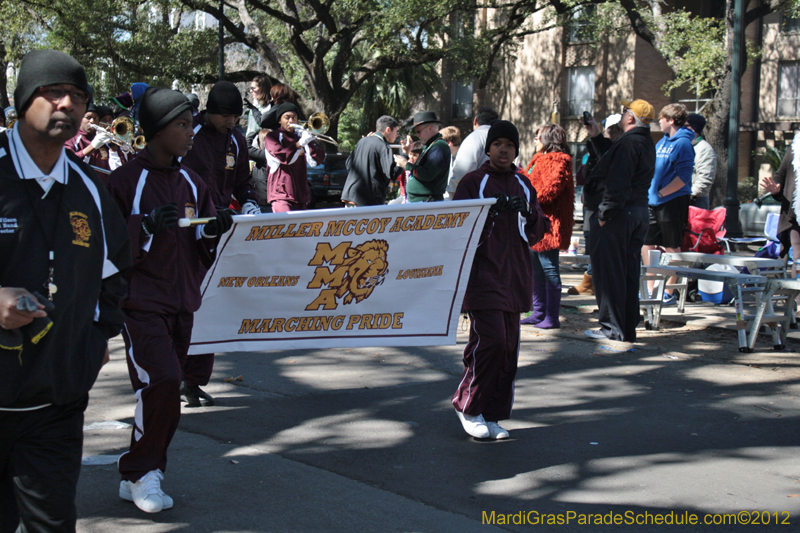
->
[[490, 193, 509, 214], [143, 202, 178, 235], [203, 209, 234, 237], [214, 205, 236, 217], [507, 195, 531, 217]]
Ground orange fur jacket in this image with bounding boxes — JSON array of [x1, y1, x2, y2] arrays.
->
[[524, 152, 575, 252]]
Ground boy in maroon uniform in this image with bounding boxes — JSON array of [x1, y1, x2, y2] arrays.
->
[[261, 102, 325, 212], [451, 120, 548, 440], [182, 80, 259, 214], [180, 80, 258, 406], [66, 102, 115, 178], [107, 87, 233, 513]]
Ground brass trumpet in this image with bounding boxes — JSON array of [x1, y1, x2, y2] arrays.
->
[[88, 116, 138, 152], [133, 135, 147, 151], [292, 112, 338, 146]]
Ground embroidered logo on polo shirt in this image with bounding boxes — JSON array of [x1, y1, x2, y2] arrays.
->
[[0, 217, 18, 235], [185, 203, 196, 219], [226, 152, 235, 170], [70, 212, 91, 247]]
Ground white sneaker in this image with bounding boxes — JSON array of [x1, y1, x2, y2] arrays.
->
[[486, 421, 510, 440], [455, 409, 490, 438], [119, 469, 172, 513]]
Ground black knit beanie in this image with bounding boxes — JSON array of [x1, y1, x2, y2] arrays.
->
[[139, 87, 193, 141], [206, 81, 243, 115], [187, 93, 200, 112], [86, 102, 98, 115], [95, 105, 113, 119], [687, 113, 706, 135], [485, 120, 520, 157], [260, 102, 299, 130], [14, 50, 91, 114]]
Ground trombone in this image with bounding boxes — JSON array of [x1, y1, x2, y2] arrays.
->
[[291, 112, 338, 146]]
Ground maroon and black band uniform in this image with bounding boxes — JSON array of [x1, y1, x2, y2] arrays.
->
[[179, 112, 258, 387], [451, 161, 548, 422], [264, 126, 325, 212], [107, 148, 219, 482]]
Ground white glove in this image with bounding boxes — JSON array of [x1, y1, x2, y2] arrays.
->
[[240, 201, 261, 215], [91, 130, 114, 149], [299, 130, 314, 147]]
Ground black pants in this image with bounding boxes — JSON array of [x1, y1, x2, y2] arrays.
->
[[0, 396, 88, 533], [588, 206, 649, 342]]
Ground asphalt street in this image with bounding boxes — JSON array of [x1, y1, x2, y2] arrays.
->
[[75, 301, 800, 532]]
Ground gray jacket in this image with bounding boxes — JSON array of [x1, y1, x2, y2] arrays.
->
[[691, 136, 717, 198], [445, 124, 490, 199]]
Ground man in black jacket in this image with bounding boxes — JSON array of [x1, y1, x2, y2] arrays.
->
[[0, 50, 132, 532], [341, 115, 402, 206], [583, 99, 656, 342]]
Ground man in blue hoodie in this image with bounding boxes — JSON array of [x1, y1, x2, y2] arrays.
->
[[642, 103, 695, 305]]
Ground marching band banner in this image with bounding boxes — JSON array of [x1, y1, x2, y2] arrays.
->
[[188, 199, 493, 354]]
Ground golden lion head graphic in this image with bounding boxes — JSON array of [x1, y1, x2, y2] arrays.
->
[[70, 214, 91, 244], [334, 240, 389, 305]]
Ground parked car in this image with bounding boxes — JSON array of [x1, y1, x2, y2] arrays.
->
[[307, 153, 348, 208], [738, 195, 781, 237]]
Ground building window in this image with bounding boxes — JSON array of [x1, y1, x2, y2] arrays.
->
[[452, 81, 473, 119], [778, 63, 800, 117], [567, 6, 595, 43], [566, 66, 594, 116], [782, 13, 800, 33]]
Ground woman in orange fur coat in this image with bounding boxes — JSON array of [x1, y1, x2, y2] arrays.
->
[[520, 124, 575, 328]]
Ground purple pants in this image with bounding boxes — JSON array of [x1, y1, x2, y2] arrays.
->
[[118, 309, 193, 482], [452, 310, 520, 422]]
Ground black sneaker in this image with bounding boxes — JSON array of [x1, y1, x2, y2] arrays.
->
[[180, 384, 214, 407]]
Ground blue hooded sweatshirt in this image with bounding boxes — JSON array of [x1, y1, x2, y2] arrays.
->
[[648, 126, 695, 206]]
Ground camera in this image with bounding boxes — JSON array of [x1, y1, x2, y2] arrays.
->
[[582, 111, 592, 126]]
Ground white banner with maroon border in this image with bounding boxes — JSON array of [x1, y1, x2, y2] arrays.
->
[[187, 199, 493, 354]]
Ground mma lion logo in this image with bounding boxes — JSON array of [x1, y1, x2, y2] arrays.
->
[[70, 212, 91, 247], [185, 204, 196, 220], [226, 153, 235, 170], [305, 240, 389, 310]]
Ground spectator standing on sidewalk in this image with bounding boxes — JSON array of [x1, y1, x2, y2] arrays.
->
[[444, 107, 498, 199], [394, 111, 450, 202], [641, 103, 695, 306], [341, 115, 403, 206], [583, 99, 656, 342], [686, 113, 717, 210], [520, 124, 574, 329]]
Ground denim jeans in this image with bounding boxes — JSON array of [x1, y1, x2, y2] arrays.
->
[[530, 248, 561, 287]]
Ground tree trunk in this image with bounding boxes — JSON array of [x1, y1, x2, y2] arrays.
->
[[707, 68, 732, 208], [0, 41, 9, 110]]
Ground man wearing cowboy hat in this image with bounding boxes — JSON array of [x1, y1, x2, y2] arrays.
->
[[394, 111, 451, 202]]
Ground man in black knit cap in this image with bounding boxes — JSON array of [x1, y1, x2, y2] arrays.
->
[[180, 80, 257, 407], [0, 49, 132, 532], [107, 86, 232, 513]]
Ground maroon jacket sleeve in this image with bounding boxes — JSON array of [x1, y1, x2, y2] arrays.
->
[[521, 178, 550, 246], [107, 164, 149, 267], [307, 140, 325, 165]]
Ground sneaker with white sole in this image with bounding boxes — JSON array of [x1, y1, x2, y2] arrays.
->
[[584, 329, 607, 340], [486, 421, 510, 440], [119, 469, 171, 513], [662, 292, 677, 306], [455, 409, 490, 438]]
